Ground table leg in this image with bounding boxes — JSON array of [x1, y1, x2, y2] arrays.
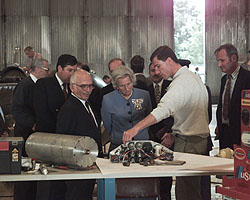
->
[[97, 178, 116, 200]]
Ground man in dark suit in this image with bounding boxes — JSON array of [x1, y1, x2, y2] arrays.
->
[[77, 61, 102, 123], [12, 58, 50, 200], [215, 43, 250, 149], [34, 54, 77, 133], [56, 69, 103, 200], [147, 62, 173, 200], [130, 55, 151, 89], [33, 54, 77, 200], [13, 58, 50, 149]]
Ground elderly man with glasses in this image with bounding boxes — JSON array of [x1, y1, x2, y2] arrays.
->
[[56, 69, 103, 200]]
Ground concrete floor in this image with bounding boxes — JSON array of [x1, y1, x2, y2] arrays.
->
[[0, 105, 234, 200]]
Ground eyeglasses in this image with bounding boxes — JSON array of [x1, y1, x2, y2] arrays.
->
[[40, 66, 50, 71], [73, 83, 95, 90]]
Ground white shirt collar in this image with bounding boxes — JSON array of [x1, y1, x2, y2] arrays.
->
[[55, 72, 64, 87], [71, 93, 86, 104], [230, 64, 240, 80], [135, 73, 144, 76], [152, 79, 163, 88], [29, 73, 38, 83]]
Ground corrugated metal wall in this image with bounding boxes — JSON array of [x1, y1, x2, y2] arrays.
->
[[1, 0, 249, 100], [0, 0, 6, 68], [0, 0, 174, 78], [205, 0, 248, 102], [1, 0, 49, 68]]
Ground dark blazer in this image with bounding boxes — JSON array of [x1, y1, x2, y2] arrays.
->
[[56, 95, 103, 156], [147, 80, 174, 143], [88, 86, 101, 123], [205, 85, 213, 153], [12, 76, 37, 200], [34, 75, 67, 133], [206, 85, 212, 124], [12, 76, 36, 144], [135, 74, 152, 87], [100, 83, 114, 100], [216, 67, 250, 148], [135, 79, 148, 91], [93, 83, 115, 123]]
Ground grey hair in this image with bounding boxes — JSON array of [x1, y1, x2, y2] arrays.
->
[[111, 65, 136, 89], [70, 69, 92, 84], [214, 43, 238, 62], [30, 58, 48, 72]]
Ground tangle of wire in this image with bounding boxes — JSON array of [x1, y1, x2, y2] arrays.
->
[[121, 149, 151, 163]]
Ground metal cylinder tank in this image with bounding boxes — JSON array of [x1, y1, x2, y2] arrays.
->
[[25, 132, 98, 168]]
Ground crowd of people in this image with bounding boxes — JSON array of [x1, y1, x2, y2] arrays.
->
[[1, 43, 250, 200]]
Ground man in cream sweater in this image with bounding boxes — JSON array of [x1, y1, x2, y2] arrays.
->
[[123, 45, 210, 200]]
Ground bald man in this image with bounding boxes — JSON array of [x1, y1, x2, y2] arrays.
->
[[56, 69, 103, 200]]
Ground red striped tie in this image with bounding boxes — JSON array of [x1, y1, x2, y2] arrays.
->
[[154, 84, 161, 105], [62, 83, 68, 99]]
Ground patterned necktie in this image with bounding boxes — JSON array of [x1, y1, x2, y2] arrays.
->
[[85, 101, 97, 126], [154, 84, 161, 105], [223, 74, 232, 120], [62, 83, 68, 99]]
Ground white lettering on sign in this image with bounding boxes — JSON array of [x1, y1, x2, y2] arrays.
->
[[241, 171, 250, 182], [243, 92, 250, 99]]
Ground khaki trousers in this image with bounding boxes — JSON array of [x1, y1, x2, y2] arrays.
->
[[174, 134, 207, 200]]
